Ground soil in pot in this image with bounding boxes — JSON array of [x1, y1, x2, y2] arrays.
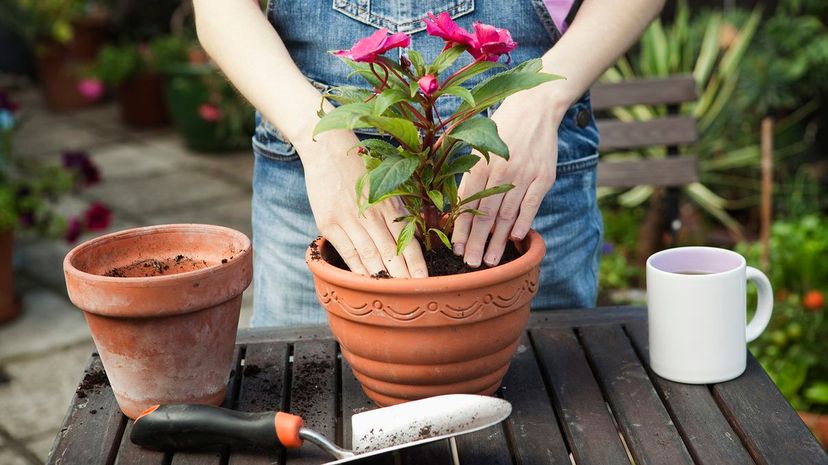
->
[[313, 238, 521, 277]]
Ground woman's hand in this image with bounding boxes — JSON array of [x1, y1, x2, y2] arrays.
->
[[297, 130, 429, 278], [451, 90, 567, 268]]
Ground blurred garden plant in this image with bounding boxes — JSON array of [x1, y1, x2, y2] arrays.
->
[[738, 215, 828, 413], [314, 13, 560, 253], [0, 91, 111, 241], [83, 36, 190, 88], [0, 0, 109, 43]]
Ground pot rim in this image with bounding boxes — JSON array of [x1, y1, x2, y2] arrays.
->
[[306, 229, 545, 293], [63, 223, 251, 287]]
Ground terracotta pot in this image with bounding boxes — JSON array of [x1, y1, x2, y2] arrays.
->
[[35, 18, 106, 111], [63, 224, 252, 419], [800, 411, 828, 447], [118, 72, 170, 128], [0, 229, 21, 325], [306, 230, 545, 406]]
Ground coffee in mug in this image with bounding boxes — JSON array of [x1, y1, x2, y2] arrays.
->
[[646, 247, 773, 384]]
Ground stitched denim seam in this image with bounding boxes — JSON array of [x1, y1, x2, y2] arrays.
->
[[252, 136, 299, 162], [556, 153, 598, 174], [529, 0, 561, 42], [332, 0, 474, 33]]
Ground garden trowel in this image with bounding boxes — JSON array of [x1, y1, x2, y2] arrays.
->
[[131, 394, 511, 464]]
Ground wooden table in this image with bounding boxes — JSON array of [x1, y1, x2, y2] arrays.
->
[[47, 307, 827, 465]]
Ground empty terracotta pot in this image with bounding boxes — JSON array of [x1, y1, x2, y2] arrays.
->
[[0, 229, 21, 325], [306, 230, 545, 406], [64, 224, 252, 419]]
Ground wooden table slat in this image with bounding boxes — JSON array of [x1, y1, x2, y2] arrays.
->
[[531, 328, 632, 465], [285, 340, 338, 465], [625, 322, 756, 465], [579, 325, 694, 465], [228, 342, 290, 465], [712, 356, 828, 465], [455, 423, 513, 465], [170, 346, 244, 465], [48, 353, 128, 465], [529, 306, 646, 328], [341, 358, 396, 465], [113, 421, 168, 465], [499, 333, 570, 465]]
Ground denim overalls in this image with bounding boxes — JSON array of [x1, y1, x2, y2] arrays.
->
[[251, 0, 603, 327]]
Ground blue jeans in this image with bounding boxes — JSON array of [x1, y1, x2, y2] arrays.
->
[[251, 0, 603, 326]]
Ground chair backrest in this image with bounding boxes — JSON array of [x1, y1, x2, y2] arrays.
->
[[591, 76, 700, 188]]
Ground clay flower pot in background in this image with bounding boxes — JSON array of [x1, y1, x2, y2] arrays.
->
[[63, 224, 252, 419], [800, 412, 828, 447], [118, 72, 169, 128], [0, 229, 21, 325], [306, 231, 545, 406]]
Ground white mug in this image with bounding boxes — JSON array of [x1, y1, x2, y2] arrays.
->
[[646, 247, 773, 384]]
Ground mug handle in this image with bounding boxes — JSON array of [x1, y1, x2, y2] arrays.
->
[[745, 266, 773, 342]]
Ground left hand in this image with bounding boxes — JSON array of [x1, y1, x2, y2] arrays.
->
[[451, 90, 567, 267]]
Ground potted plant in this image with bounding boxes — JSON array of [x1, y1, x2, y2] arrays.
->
[[739, 216, 828, 446], [5, 0, 111, 111], [0, 90, 113, 325], [83, 36, 188, 127], [306, 14, 560, 405], [162, 43, 254, 153]]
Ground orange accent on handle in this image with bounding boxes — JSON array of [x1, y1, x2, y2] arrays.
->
[[136, 404, 160, 422], [275, 412, 304, 448]]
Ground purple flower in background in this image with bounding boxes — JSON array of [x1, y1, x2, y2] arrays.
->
[[62, 151, 101, 186], [18, 211, 35, 228], [77, 79, 104, 101], [64, 217, 82, 243], [84, 203, 112, 231], [601, 242, 615, 255]]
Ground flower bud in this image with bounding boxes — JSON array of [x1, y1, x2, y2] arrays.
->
[[418, 74, 439, 96]]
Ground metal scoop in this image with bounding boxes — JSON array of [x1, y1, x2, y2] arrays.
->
[[131, 394, 511, 464]]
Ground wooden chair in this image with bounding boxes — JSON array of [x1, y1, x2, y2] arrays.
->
[[591, 75, 699, 245]]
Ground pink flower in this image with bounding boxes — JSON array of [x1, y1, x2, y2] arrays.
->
[[198, 103, 222, 122], [424, 12, 478, 49], [84, 203, 112, 231], [418, 74, 439, 95], [471, 22, 517, 61], [64, 217, 82, 243], [77, 79, 104, 101], [334, 28, 411, 63]]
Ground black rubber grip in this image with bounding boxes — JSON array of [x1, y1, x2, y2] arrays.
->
[[131, 404, 277, 451]]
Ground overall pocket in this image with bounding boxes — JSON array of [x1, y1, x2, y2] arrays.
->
[[333, 0, 474, 33], [252, 113, 299, 162]]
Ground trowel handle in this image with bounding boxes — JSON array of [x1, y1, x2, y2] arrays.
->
[[131, 404, 305, 450]]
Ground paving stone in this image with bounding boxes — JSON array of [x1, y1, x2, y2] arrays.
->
[[144, 196, 252, 237], [143, 134, 254, 185], [83, 169, 247, 217], [88, 142, 184, 180], [15, 118, 124, 158], [0, 449, 31, 465], [0, 289, 90, 362], [23, 430, 58, 463], [0, 341, 95, 439]]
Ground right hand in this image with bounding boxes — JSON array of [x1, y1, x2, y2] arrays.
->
[[296, 129, 429, 278]]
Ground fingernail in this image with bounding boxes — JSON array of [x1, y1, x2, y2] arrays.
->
[[484, 255, 498, 267], [453, 244, 464, 255], [466, 259, 480, 268], [510, 228, 526, 240]]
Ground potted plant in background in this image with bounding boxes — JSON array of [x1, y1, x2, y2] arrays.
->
[[162, 42, 254, 153], [306, 14, 560, 405], [82, 36, 188, 127], [3, 0, 111, 111], [739, 215, 828, 446], [0, 90, 112, 325]]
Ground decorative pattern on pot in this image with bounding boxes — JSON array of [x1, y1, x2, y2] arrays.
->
[[307, 230, 546, 406]]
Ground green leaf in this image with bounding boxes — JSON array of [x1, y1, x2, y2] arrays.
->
[[427, 190, 444, 210], [406, 50, 426, 75], [395, 220, 417, 256], [368, 155, 419, 203], [324, 86, 373, 105], [448, 117, 509, 159], [422, 164, 434, 186], [313, 103, 374, 137], [373, 88, 410, 115], [429, 228, 452, 249], [438, 154, 480, 179], [444, 60, 505, 88], [341, 59, 383, 87], [408, 80, 420, 97], [458, 183, 514, 207], [362, 115, 420, 149], [442, 174, 459, 207], [805, 382, 828, 405], [439, 85, 475, 107], [459, 71, 563, 114], [359, 138, 399, 159], [429, 45, 466, 74]]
